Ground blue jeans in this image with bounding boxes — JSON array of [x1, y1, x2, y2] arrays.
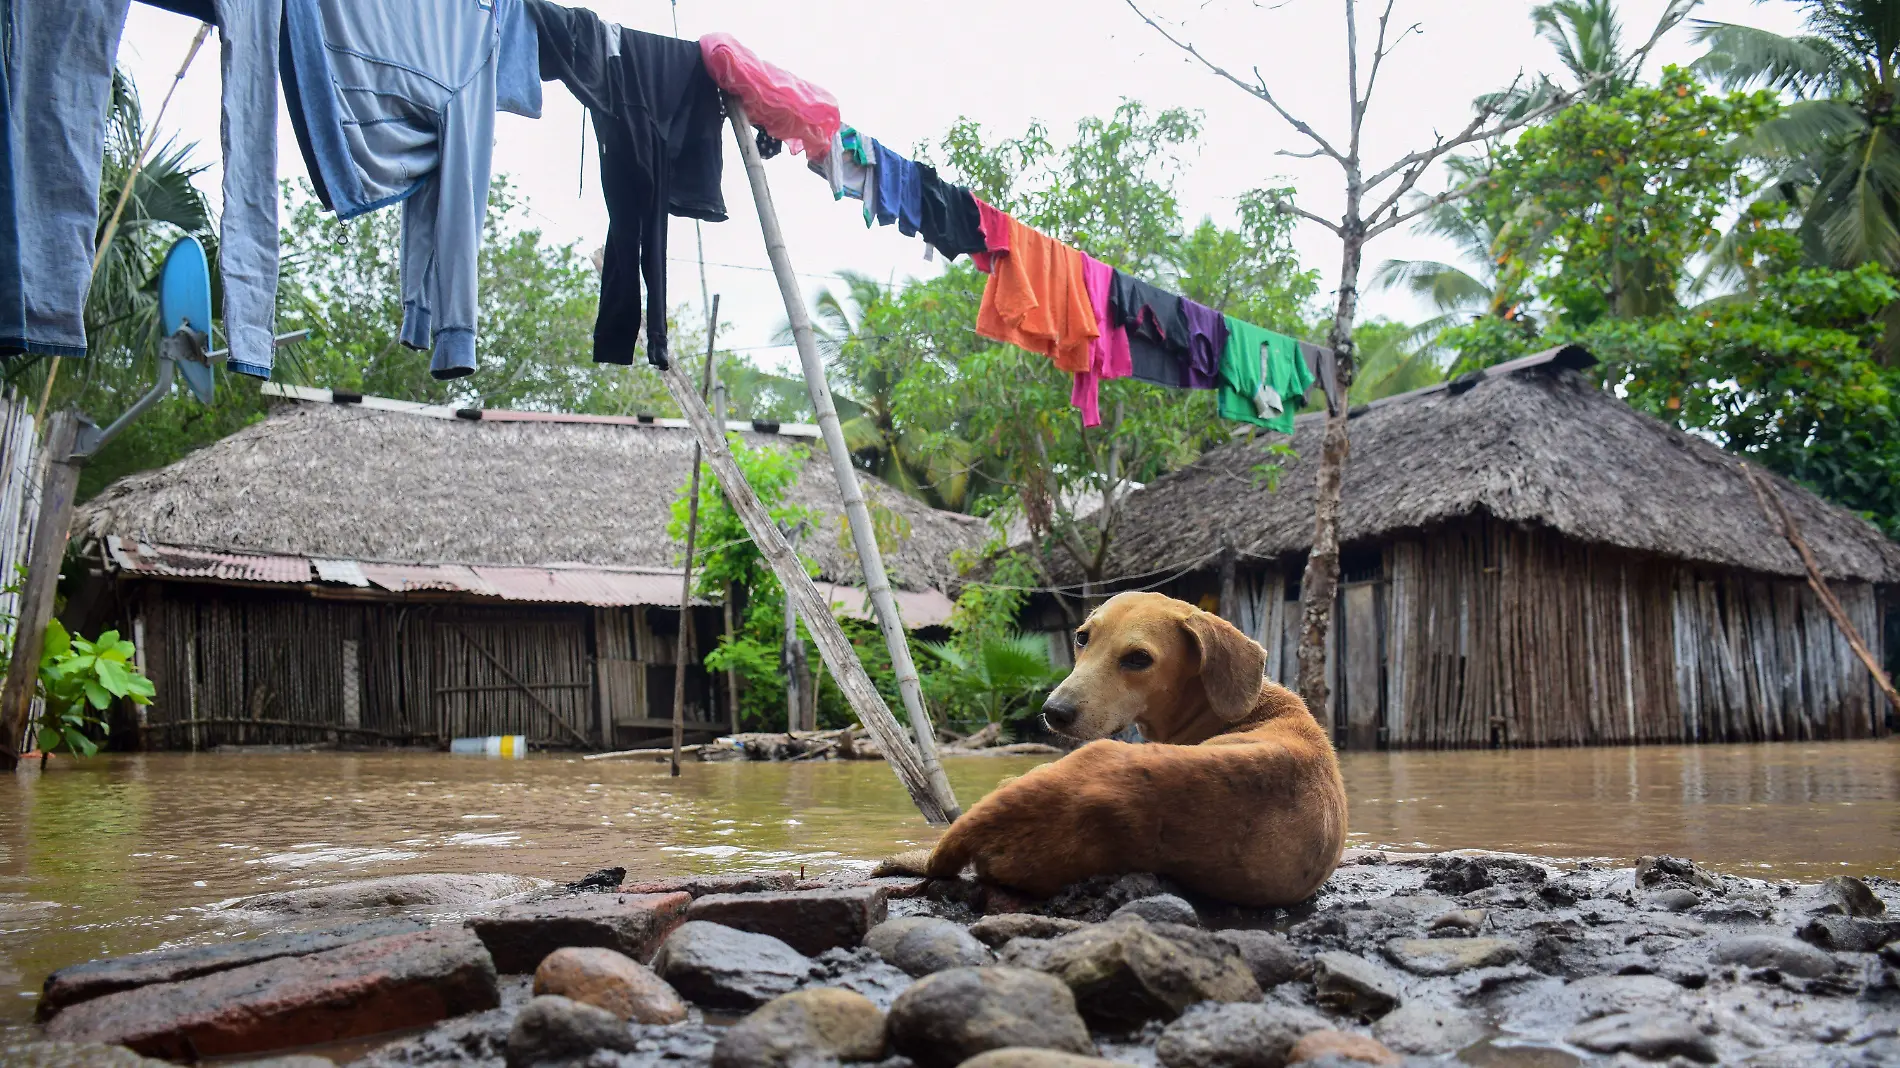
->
[[283, 0, 503, 379], [212, 0, 285, 378]]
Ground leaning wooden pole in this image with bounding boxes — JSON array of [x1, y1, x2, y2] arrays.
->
[[725, 97, 960, 821], [1740, 462, 1900, 717], [0, 412, 83, 770], [670, 295, 721, 776], [656, 362, 956, 823]]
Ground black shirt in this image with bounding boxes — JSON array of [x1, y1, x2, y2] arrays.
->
[[1108, 269, 1191, 388], [917, 167, 988, 260]]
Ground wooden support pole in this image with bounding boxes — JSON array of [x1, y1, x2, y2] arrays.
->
[[671, 295, 720, 776], [0, 412, 84, 769], [1740, 462, 1900, 716], [656, 360, 957, 824], [725, 96, 960, 821]]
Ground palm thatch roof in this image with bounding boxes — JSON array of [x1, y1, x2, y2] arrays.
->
[[1039, 352, 1900, 586], [76, 397, 990, 593]]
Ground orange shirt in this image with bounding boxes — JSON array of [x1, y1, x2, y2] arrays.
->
[[975, 216, 1099, 373]]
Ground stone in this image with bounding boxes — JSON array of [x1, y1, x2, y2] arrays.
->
[[998, 937, 1056, 971], [1812, 875, 1886, 918], [42, 928, 499, 1060], [1563, 974, 1687, 1018], [564, 867, 626, 893], [1427, 909, 1485, 934], [1564, 1012, 1716, 1063], [1110, 894, 1199, 927], [970, 914, 1088, 948], [1312, 952, 1403, 1020], [958, 1051, 1129, 1068], [37, 918, 426, 1018], [1371, 1001, 1486, 1056], [504, 995, 637, 1068], [1033, 916, 1260, 1029], [687, 887, 889, 956], [1641, 888, 1701, 913], [1709, 935, 1837, 979], [711, 988, 886, 1068], [886, 966, 1095, 1068], [863, 917, 992, 976], [652, 921, 813, 1010], [1212, 929, 1304, 989], [808, 946, 913, 1011], [225, 1057, 338, 1068], [468, 891, 691, 973], [1383, 937, 1518, 977], [0, 1042, 168, 1067], [531, 946, 686, 1024], [1285, 1030, 1401, 1066], [1635, 855, 1718, 891], [1421, 857, 1492, 896], [1796, 915, 1900, 953], [228, 874, 542, 916], [1154, 1002, 1331, 1068], [623, 872, 799, 898], [1035, 873, 1184, 923]]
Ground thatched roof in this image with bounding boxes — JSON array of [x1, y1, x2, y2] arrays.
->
[[76, 397, 990, 593], [1040, 354, 1900, 585]]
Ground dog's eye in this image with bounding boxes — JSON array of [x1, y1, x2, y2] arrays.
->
[[1120, 650, 1154, 670], [1074, 630, 1090, 648]]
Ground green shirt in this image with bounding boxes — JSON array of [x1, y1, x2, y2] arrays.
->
[[1218, 317, 1313, 433]]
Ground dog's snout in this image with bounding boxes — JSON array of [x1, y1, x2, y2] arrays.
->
[[1041, 693, 1079, 730]]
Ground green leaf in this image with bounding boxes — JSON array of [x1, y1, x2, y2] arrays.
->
[[83, 680, 112, 710], [94, 658, 133, 696], [36, 726, 59, 753], [62, 726, 96, 757], [41, 619, 70, 661]]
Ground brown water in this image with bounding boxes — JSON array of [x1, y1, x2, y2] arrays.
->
[[3, 740, 1897, 1034]]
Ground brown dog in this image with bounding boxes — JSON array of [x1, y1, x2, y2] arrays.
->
[[890, 591, 1347, 907]]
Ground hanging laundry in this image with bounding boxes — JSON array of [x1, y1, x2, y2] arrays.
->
[[872, 141, 924, 236], [1071, 254, 1134, 427], [755, 127, 784, 159], [808, 125, 872, 202], [698, 33, 839, 157], [971, 199, 1012, 274], [280, 0, 512, 380], [1302, 339, 1342, 415], [528, 1, 726, 371], [1218, 319, 1312, 432], [976, 217, 1097, 373], [495, 0, 543, 119], [1108, 270, 1192, 389], [1179, 298, 1227, 390], [917, 166, 986, 261]]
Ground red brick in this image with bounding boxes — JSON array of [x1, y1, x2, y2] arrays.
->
[[469, 891, 691, 972], [685, 887, 888, 956], [620, 873, 797, 898]]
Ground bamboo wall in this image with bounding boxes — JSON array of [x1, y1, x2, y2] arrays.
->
[[0, 389, 38, 643]]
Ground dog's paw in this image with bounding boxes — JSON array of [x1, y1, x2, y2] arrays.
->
[[873, 848, 936, 878]]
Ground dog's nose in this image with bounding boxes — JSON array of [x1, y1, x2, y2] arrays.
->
[[1041, 694, 1079, 730]]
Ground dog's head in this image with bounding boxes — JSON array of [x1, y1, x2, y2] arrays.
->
[[1039, 591, 1267, 743]]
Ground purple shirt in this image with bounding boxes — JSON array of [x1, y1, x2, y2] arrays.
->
[[1180, 299, 1228, 390]]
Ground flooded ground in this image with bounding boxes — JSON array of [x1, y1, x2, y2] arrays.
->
[[3, 739, 1896, 1034]]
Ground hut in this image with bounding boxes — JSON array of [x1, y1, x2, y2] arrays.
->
[[71, 386, 989, 750], [1024, 346, 1900, 749]]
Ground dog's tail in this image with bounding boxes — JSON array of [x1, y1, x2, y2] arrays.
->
[[873, 826, 974, 880]]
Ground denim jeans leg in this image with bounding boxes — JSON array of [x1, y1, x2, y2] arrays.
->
[[213, 0, 282, 378], [0, 0, 23, 354]]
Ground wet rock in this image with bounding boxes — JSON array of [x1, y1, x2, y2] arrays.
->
[[711, 987, 886, 1068], [1422, 857, 1493, 896], [864, 916, 992, 976], [958, 1051, 1129, 1068], [1371, 1001, 1487, 1056], [1034, 916, 1259, 1030], [38, 917, 426, 1018], [1312, 951, 1404, 1020], [1153, 1002, 1330, 1068], [1709, 935, 1837, 978], [1212, 929, 1304, 989], [43, 928, 499, 1060], [1427, 909, 1486, 934], [563, 867, 626, 893], [504, 995, 637, 1067], [1110, 895, 1199, 927], [651, 921, 812, 1010], [531, 946, 685, 1024], [999, 937, 1056, 971], [0, 1042, 167, 1067], [1812, 875, 1886, 918], [1797, 915, 1900, 953], [469, 891, 692, 973], [1641, 888, 1701, 913], [1036, 873, 1186, 923], [970, 914, 1088, 948], [1564, 1012, 1715, 1063], [808, 946, 915, 1011], [228, 873, 542, 916], [622, 872, 799, 898], [1635, 855, 1718, 891], [886, 966, 1095, 1068], [1383, 937, 1519, 977], [1285, 1030, 1401, 1066], [1562, 973, 1688, 1018], [352, 1003, 516, 1067], [687, 887, 889, 956], [222, 1056, 336, 1068]]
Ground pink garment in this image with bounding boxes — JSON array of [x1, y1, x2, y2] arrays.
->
[[699, 33, 840, 157], [1072, 254, 1134, 426], [971, 198, 1012, 274]]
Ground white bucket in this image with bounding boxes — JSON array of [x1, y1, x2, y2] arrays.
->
[[449, 735, 527, 758]]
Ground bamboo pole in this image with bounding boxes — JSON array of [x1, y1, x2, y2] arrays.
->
[[1739, 462, 1900, 716], [723, 96, 960, 821], [671, 295, 721, 776], [655, 361, 956, 824]]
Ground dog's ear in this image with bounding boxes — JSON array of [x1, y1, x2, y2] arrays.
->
[[1183, 610, 1267, 722]]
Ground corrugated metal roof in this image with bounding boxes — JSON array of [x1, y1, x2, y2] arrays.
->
[[815, 582, 956, 629], [312, 558, 369, 587], [107, 537, 313, 584]]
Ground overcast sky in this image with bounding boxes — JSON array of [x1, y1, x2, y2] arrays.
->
[[114, 0, 1806, 380]]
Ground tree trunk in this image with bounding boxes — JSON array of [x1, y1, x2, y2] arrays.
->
[[0, 411, 82, 770]]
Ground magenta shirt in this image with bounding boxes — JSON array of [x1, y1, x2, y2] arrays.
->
[[1072, 255, 1134, 426]]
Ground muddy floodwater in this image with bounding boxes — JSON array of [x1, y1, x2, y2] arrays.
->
[[3, 739, 1897, 1034]]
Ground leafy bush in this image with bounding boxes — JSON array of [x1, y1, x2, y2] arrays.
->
[[920, 631, 1065, 727], [34, 621, 153, 756]]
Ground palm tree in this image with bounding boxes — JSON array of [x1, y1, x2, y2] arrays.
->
[[1693, 3, 1900, 274], [1481, 0, 1696, 117], [919, 632, 1065, 728]]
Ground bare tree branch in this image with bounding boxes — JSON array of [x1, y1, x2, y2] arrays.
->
[[1123, 0, 1348, 165], [1365, 174, 1489, 240], [1359, 70, 1595, 197], [1267, 194, 1346, 236], [1345, 0, 1364, 160], [1276, 148, 1330, 159], [1360, 0, 1420, 121]]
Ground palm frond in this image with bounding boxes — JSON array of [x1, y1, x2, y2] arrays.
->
[[1690, 22, 1846, 95], [1805, 125, 1900, 270], [1372, 258, 1494, 313]]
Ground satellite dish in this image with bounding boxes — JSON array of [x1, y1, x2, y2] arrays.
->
[[156, 236, 215, 404]]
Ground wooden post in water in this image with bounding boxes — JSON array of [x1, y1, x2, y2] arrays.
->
[[0, 412, 82, 770], [724, 96, 960, 821], [655, 361, 957, 823], [670, 295, 721, 776]]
